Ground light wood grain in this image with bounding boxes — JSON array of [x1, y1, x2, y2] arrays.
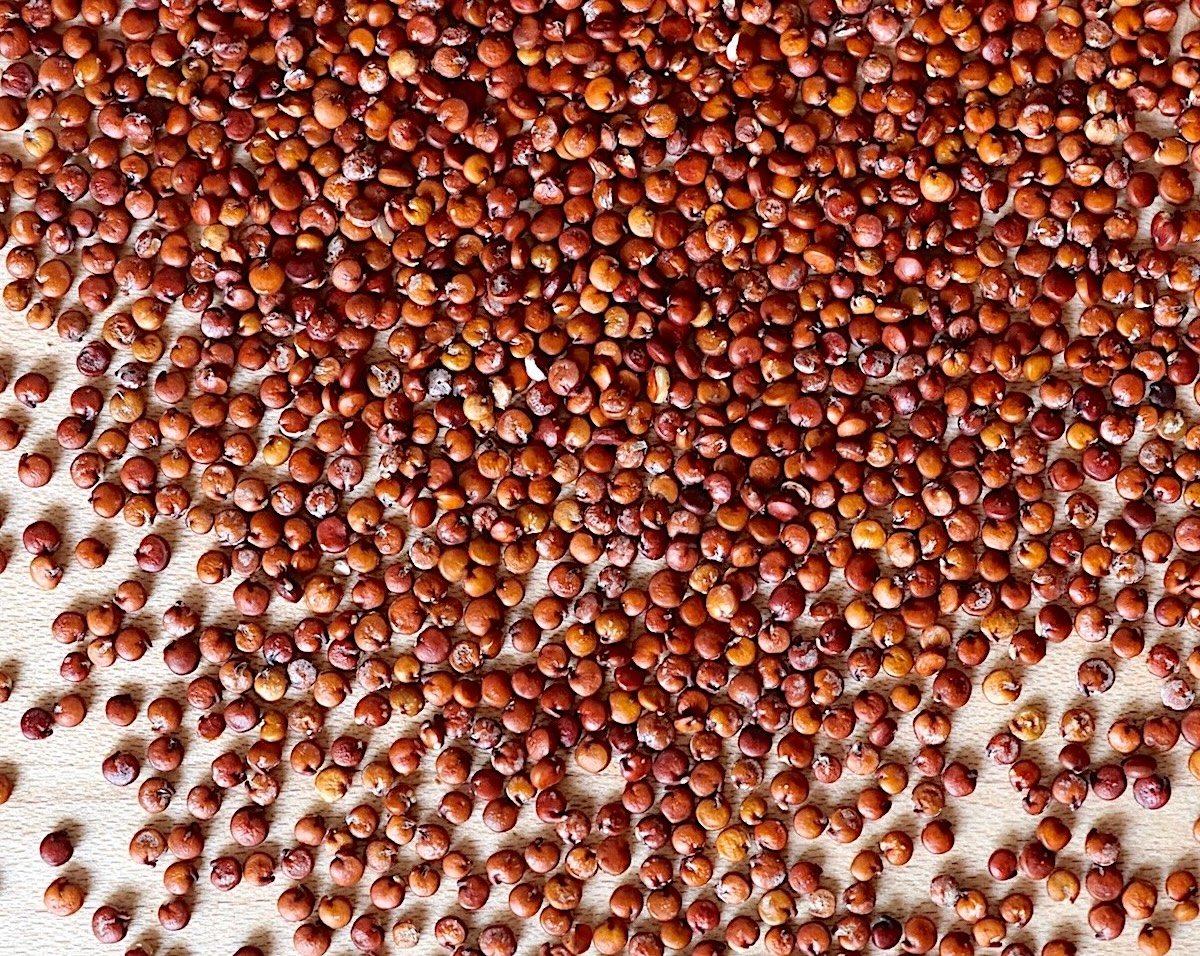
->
[[5, 25, 1200, 956]]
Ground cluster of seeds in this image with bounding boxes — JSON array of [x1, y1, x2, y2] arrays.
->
[[5, 0, 1200, 951]]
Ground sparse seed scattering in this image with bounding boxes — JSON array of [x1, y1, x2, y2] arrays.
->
[[4, 0, 1200, 952]]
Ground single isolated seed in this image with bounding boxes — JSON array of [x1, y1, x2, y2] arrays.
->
[[101, 752, 141, 787], [1010, 708, 1047, 741], [982, 669, 1021, 705], [392, 920, 420, 949], [14, 372, 50, 407], [91, 905, 130, 944], [44, 877, 84, 916], [159, 898, 191, 931], [22, 521, 61, 555], [74, 538, 109, 569], [29, 555, 62, 590], [21, 707, 53, 740], [40, 830, 73, 866], [134, 534, 171, 574], [17, 453, 53, 488], [105, 695, 137, 727]]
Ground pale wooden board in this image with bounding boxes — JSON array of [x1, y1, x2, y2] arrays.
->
[[3, 24, 1200, 956]]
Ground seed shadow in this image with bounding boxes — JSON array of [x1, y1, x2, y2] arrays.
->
[[130, 930, 161, 955], [51, 818, 84, 842], [60, 866, 90, 899], [103, 884, 142, 918], [239, 928, 274, 951]]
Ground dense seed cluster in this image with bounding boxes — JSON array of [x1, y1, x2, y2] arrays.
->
[[5, 0, 1200, 952]]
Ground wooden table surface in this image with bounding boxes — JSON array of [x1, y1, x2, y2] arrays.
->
[[4, 24, 1200, 956], [2, 309, 1200, 956]]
